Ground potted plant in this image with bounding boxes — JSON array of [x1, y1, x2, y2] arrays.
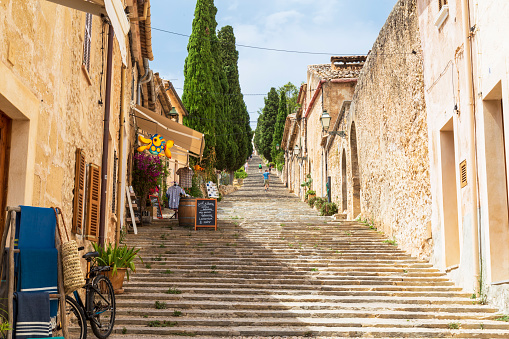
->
[[92, 242, 142, 294], [305, 190, 316, 201]]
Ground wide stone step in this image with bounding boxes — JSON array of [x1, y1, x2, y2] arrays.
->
[[114, 315, 509, 329], [121, 286, 470, 298], [115, 292, 481, 305], [110, 324, 509, 338], [124, 276, 456, 286], [115, 308, 497, 320], [115, 299, 498, 314], [122, 281, 462, 292]]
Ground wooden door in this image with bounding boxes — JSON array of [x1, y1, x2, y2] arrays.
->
[[0, 111, 11, 238]]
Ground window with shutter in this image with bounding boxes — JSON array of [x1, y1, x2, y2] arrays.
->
[[83, 13, 92, 72], [86, 163, 101, 242], [72, 148, 86, 234]]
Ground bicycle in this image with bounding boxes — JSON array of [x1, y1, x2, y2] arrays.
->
[[56, 247, 116, 339]]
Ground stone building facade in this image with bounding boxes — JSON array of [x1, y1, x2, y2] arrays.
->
[[0, 0, 168, 248], [342, 0, 432, 259], [417, 0, 509, 310], [0, 0, 132, 245]]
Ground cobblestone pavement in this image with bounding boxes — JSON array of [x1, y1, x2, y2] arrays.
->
[[108, 155, 509, 338]]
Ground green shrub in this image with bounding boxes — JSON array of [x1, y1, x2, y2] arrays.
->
[[305, 190, 316, 200], [314, 197, 327, 210], [234, 168, 248, 179], [308, 196, 317, 207], [320, 202, 338, 216], [190, 175, 203, 198], [276, 163, 283, 172]]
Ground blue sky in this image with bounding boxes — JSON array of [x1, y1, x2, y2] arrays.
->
[[149, 0, 397, 129]]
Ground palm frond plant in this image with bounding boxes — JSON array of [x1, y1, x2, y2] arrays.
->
[[91, 242, 142, 281]]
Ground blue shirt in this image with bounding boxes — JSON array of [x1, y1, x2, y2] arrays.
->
[[262, 172, 270, 180]]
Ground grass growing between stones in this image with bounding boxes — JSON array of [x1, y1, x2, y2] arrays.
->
[[147, 320, 178, 327], [383, 239, 397, 246], [155, 301, 167, 309], [447, 322, 460, 329], [166, 287, 182, 294], [496, 315, 509, 322]]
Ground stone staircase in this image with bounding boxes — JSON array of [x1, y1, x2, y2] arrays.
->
[[109, 157, 509, 338]]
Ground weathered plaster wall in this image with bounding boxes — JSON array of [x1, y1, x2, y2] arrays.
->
[[305, 72, 356, 199], [349, 0, 432, 259], [0, 0, 131, 244]]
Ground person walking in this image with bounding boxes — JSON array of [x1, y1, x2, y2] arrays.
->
[[258, 163, 262, 173], [262, 169, 270, 191]]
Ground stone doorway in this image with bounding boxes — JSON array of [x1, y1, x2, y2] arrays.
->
[[0, 110, 12, 237], [350, 122, 361, 217], [341, 150, 347, 213]]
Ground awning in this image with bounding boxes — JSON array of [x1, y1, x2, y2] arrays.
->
[[45, 0, 130, 66], [133, 104, 205, 158]]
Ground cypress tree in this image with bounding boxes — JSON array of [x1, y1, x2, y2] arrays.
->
[[209, 5, 231, 171], [271, 91, 287, 161], [218, 25, 250, 171], [182, 0, 217, 166], [259, 88, 279, 161]]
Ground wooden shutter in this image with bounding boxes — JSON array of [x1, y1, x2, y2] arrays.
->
[[86, 163, 101, 242], [72, 148, 86, 234]]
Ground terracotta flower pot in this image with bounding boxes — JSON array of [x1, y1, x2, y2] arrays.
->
[[105, 268, 126, 294]]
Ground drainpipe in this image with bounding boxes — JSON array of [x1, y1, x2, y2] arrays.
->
[[115, 66, 126, 244], [149, 70, 156, 105], [461, 0, 480, 282], [99, 24, 114, 246], [137, 58, 152, 105]]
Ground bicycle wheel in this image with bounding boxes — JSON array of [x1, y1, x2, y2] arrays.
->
[[89, 274, 116, 339], [63, 296, 87, 339]]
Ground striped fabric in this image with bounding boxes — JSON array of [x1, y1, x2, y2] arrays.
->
[[14, 292, 51, 338], [15, 321, 51, 338]]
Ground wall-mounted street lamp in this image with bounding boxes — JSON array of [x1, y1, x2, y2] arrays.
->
[[320, 110, 346, 138], [168, 107, 179, 119], [294, 144, 300, 157], [320, 110, 331, 132]]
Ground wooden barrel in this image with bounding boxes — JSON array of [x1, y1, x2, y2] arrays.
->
[[178, 197, 196, 227]]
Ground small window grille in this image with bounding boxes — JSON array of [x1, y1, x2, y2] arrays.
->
[[460, 160, 467, 188], [112, 151, 118, 214], [439, 0, 448, 11], [83, 13, 92, 71]]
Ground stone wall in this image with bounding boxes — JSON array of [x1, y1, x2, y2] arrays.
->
[[348, 0, 432, 259], [0, 1, 131, 244]]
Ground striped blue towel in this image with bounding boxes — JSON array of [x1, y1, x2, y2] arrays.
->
[[14, 292, 51, 338], [18, 248, 58, 317]]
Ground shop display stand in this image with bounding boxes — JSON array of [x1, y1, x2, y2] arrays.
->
[[0, 206, 68, 339]]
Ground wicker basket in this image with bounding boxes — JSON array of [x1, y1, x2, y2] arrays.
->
[[53, 207, 85, 294]]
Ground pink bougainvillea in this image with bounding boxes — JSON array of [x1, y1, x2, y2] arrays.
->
[[132, 152, 165, 224]]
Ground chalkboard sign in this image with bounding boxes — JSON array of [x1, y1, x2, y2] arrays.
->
[[195, 199, 217, 230], [149, 195, 163, 219]]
